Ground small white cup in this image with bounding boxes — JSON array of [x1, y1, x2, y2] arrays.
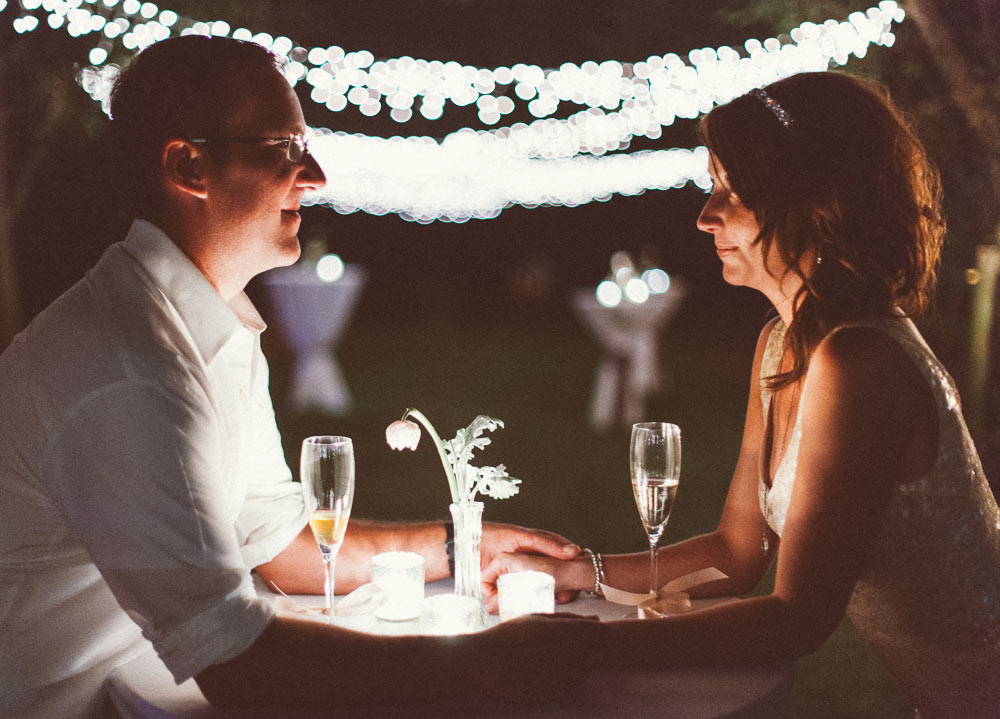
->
[[371, 551, 425, 622], [421, 593, 482, 635], [497, 570, 555, 621]]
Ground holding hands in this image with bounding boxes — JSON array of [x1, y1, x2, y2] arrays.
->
[[480, 541, 590, 613]]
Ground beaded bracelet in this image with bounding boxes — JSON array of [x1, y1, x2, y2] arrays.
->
[[582, 548, 605, 596]]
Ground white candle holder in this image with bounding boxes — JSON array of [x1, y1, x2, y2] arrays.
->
[[421, 594, 482, 635], [371, 551, 425, 622], [497, 570, 555, 621]]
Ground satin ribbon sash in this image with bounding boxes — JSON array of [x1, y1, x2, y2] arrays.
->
[[599, 567, 729, 619]]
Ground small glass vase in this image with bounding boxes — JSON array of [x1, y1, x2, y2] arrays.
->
[[449, 500, 484, 623]]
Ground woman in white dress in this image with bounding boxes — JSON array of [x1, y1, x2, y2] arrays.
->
[[484, 72, 1000, 718]]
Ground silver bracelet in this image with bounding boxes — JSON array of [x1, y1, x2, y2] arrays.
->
[[582, 548, 604, 596]]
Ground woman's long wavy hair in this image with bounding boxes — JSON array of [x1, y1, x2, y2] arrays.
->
[[698, 72, 946, 389]]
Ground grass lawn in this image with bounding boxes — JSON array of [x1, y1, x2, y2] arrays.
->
[[256, 277, 912, 718]]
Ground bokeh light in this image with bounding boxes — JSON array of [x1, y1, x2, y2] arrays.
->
[[315, 254, 345, 283], [596, 281, 623, 309]]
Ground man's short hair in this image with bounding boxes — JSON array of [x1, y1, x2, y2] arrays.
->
[[109, 35, 283, 217]]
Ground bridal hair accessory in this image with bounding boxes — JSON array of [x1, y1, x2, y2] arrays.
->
[[750, 88, 793, 129]]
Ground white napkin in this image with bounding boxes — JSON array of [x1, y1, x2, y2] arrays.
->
[[272, 582, 388, 617]]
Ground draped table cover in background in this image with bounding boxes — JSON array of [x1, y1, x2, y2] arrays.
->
[[256, 263, 366, 415], [571, 280, 686, 431]]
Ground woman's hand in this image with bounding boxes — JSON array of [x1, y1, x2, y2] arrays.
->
[[470, 613, 606, 707], [480, 550, 593, 613]]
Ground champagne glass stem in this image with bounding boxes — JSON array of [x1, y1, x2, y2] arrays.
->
[[323, 556, 336, 619], [649, 538, 659, 595]]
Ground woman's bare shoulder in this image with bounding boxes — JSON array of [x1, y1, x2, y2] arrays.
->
[[810, 321, 935, 429], [814, 322, 917, 381]]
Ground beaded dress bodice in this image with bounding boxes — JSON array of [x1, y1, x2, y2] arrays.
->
[[758, 317, 1000, 718]]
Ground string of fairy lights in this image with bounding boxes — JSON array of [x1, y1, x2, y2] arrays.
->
[[4, 0, 906, 222]]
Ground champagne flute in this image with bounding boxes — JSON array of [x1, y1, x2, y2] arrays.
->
[[301, 436, 355, 618], [630, 422, 681, 595]]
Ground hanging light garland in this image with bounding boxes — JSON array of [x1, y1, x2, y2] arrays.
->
[[308, 131, 710, 223], [4, 0, 905, 222]]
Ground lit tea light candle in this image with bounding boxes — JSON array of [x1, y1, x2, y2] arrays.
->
[[371, 551, 425, 622], [421, 594, 482, 635], [497, 570, 555, 621]]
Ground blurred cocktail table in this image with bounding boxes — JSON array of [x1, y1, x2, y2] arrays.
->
[[256, 262, 366, 415], [571, 280, 685, 431]]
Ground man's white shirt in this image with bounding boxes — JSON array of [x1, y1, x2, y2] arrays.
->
[[0, 219, 308, 718]]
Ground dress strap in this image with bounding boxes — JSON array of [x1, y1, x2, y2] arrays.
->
[[760, 319, 786, 423]]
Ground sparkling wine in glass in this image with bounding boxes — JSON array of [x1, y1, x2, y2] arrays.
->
[[301, 436, 355, 618], [630, 422, 681, 595]]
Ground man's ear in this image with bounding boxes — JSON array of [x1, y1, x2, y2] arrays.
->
[[162, 139, 209, 199]]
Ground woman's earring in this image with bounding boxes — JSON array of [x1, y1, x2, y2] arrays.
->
[[814, 218, 824, 265]]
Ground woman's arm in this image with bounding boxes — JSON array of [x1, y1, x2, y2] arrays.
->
[[601, 324, 937, 666], [483, 320, 781, 603]]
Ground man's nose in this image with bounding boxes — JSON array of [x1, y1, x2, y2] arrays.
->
[[297, 151, 326, 191]]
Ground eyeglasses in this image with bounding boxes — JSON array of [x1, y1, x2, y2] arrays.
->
[[189, 134, 310, 163]]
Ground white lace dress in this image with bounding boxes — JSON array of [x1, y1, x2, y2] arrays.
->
[[758, 317, 1000, 718]]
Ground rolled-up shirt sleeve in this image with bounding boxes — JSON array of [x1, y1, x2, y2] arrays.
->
[[41, 377, 274, 683]]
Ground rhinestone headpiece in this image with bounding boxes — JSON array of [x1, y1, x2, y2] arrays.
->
[[750, 88, 793, 129]]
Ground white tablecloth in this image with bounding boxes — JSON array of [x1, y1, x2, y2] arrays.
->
[[256, 263, 366, 415], [571, 282, 686, 431], [106, 578, 792, 719]]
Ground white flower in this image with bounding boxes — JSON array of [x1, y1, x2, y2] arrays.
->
[[387, 409, 522, 504], [385, 420, 421, 451]]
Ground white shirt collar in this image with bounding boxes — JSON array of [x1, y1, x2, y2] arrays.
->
[[121, 219, 266, 364]]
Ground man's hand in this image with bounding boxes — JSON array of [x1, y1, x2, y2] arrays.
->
[[480, 521, 579, 564], [479, 522, 583, 611]]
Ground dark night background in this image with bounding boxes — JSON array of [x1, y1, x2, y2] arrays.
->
[[2, 2, 999, 716], [4, 1, 998, 340]]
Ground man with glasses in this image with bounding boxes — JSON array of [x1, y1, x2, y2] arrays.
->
[[189, 134, 311, 163], [0, 35, 589, 718]]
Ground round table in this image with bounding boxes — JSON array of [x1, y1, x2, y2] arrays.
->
[[105, 580, 792, 719]]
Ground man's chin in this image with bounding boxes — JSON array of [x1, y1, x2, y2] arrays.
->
[[256, 237, 301, 276], [278, 237, 302, 267]]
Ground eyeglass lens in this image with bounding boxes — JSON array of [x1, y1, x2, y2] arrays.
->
[[287, 136, 307, 163]]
